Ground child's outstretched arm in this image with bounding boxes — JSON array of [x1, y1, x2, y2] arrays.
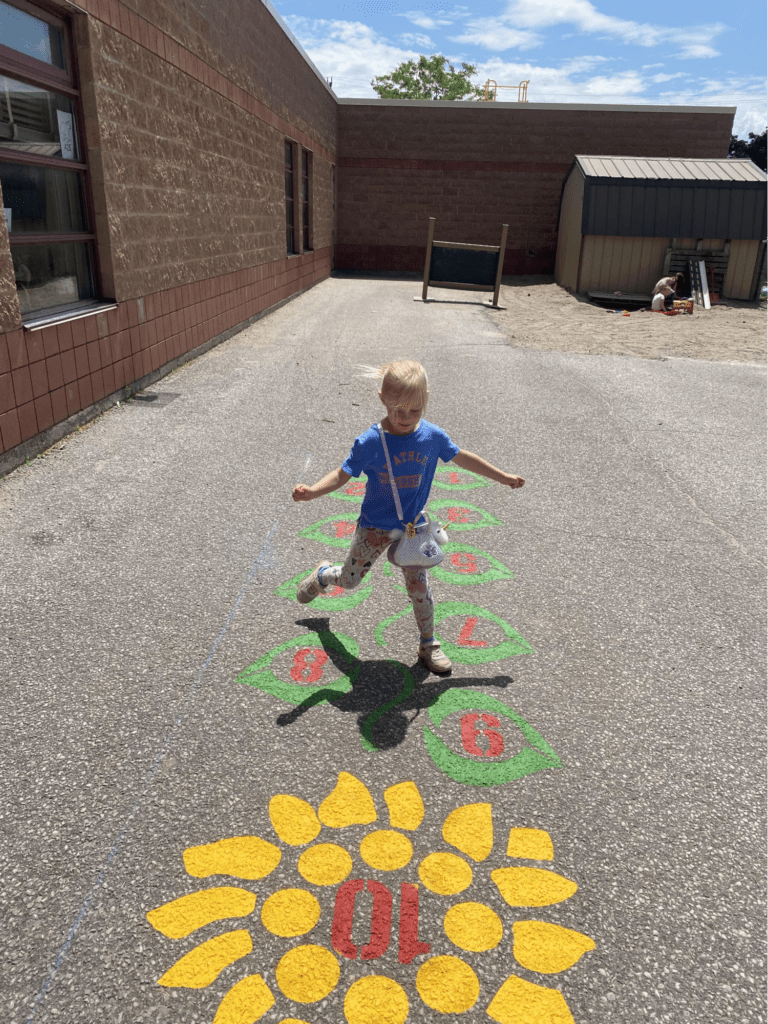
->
[[293, 467, 352, 502], [452, 450, 525, 489]]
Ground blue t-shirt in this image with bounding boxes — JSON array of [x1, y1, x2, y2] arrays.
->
[[342, 420, 460, 530]]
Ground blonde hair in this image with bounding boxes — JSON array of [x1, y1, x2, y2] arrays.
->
[[356, 360, 429, 410]]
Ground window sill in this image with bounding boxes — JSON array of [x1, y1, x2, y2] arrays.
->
[[22, 300, 119, 332]]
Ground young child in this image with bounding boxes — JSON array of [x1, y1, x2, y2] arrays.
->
[[292, 360, 524, 674]]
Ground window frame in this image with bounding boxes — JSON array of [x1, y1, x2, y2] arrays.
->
[[300, 148, 312, 253], [0, 0, 103, 318], [285, 139, 297, 256]]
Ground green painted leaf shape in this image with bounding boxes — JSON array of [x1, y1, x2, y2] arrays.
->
[[275, 570, 373, 610], [435, 601, 534, 664], [429, 543, 514, 586], [375, 601, 533, 664], [423, 689, 560, 787], [236, 631, 360, 706], [432, 466, 493, 491], [429, 500, 503, 532], [298, 515, 360, 549]]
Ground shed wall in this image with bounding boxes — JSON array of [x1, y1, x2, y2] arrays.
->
[[554, 166, 585, 290], [582, 181, 765, 239], [578, 236, 670, 293], [723, 240, 762, 300]]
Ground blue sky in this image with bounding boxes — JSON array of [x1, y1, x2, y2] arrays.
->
[[272, 0, 766, 138]]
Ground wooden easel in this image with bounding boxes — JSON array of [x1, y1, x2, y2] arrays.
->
[[417, 218, 509, 308]]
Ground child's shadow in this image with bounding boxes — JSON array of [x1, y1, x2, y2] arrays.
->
[[275, 617, 513, 751]]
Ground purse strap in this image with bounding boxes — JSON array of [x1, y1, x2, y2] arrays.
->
[[377, 422, 405, 526]]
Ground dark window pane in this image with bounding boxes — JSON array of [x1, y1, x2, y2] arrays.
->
[[11, 241, 94, 314], [284, 169, 293, 199], [0, 74, 79, 159], [0, 2, 66, 70], [284, 142, 292, 168], [302, 151, 308, 175], [0, 161, 86, 232]]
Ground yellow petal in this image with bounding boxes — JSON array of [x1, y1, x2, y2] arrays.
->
[[384, 781, 424, 830], [491, 867, 577, 907], [297, 843, 353, 886], [279, 1020, 312, 1024], [442, 803, 493, 862], [261, 888, 321, 937], [269, 795, 321, 846], [147, 886, 256, 939], [344, 975, 409, 1024], [417, 956, 479, 1014], [506, 828, 554, 861], [360, 830, 413, 871], [513, 921, 595, 974], [318, 772, 377, 827], [184, 836, 281, 880], [158, 929, 252, 988], [213, 974, 274, 1024], [419, 852, 473, 895], [275, 944, 340, 1003], [487, 974, 575, 1024], [443, 901, 503, 952]]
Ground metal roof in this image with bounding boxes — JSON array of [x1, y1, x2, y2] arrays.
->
[[575, 155, 767, 183]]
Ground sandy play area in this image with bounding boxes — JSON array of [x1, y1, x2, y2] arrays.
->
[[492, 277, 766, 365]]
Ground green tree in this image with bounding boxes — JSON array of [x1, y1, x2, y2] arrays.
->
[[728, 128, 766, 171], [371, 54, 484, 101]]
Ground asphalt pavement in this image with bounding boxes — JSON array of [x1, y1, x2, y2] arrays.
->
[[1, 275, 765, 1024]]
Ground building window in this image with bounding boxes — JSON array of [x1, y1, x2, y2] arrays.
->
[[301, 149, 312, 252], [0, 0, 97, 318], [285, 140, 295, 255]]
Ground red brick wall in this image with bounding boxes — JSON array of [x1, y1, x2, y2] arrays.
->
[[0, 0, 336, 463], [335, 102, 735, 274]]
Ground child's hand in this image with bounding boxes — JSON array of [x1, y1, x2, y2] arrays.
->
[[292, 484, 314, 502], [503, 474, 525, 489]]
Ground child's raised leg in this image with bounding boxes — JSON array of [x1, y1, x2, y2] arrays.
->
[[296, 526, 391, 604]]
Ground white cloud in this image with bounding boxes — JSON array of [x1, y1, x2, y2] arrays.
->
[[452, 0, 725, 56], [650, 72, 687, 83], [399, 11, 460, 30], [400, 32, 434, 48], [451, 21, 542, 50]]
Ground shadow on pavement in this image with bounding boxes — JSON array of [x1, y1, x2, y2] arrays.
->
[[274, 617, 514, 751]]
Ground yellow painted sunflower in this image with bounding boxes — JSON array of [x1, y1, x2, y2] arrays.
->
[[147, 772, 595, 1023]]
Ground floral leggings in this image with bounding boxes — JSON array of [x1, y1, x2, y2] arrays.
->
[[323, 525, 434, 639]]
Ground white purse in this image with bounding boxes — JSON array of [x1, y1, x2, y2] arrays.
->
[[377, 423, 448, 568]]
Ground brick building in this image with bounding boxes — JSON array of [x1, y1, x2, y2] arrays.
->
[[0, 0, 736, 472]]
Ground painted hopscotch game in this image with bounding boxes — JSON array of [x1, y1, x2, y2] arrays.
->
[[146, 468, 593, 1023]]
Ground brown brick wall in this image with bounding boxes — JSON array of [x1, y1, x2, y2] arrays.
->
[[335, 103, 735, 273], [0, 250, 329, 456], [0, 0, 336, 463]]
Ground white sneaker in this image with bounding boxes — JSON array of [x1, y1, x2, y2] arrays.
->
[[418, 641, 452, 674], [297, 563, 331, 604]]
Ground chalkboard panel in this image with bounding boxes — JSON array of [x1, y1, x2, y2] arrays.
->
[[429, 246, 499, 287]]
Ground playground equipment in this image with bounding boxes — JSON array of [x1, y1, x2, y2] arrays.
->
[[482, 80, 529, 102]]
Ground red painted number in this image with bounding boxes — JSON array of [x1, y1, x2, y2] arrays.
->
[[290, 648, 328, 683], [461, 713, 504, 757], [450, 552, 478, 574], [449, 472, 461, 484], [335, 521, 356, 538], [447, 507, 471, 523], [457, 616, 487, 647], [345, 481, 366, 495], [332, 879, 430, 963]]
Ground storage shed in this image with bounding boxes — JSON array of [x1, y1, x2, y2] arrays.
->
[[555, 156, 767, 300]]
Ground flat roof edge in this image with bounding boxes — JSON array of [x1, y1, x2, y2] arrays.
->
[[259, 0, 335, 97], [336, 98, 736, 114]]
